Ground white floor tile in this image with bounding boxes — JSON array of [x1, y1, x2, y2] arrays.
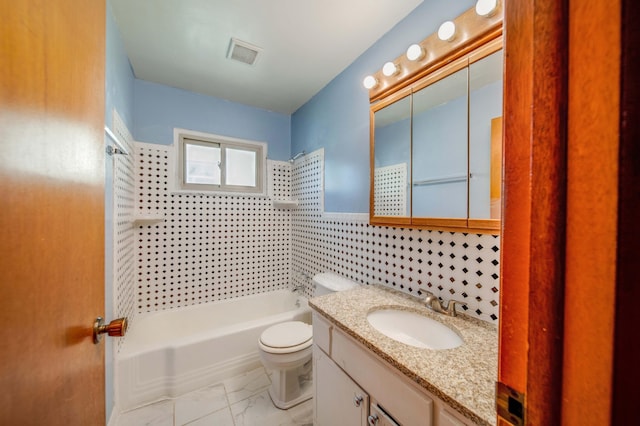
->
[[230, 390, 292, 426], [223, 366, 271, 404], [117, 399, 174, 426], [116, 368, 313, 426], [286, 398, 314, 426], [175, 383, 228, 426], [184, 407, 235, 426]]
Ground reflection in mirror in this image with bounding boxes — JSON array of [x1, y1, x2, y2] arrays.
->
[[373, 95, 411, 217], [412, 68, 468, 218], [469, 50, 503, 219]]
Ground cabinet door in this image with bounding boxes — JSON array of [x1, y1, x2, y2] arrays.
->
[[438, 407, 472, 426], [314, 346, 369, 426]]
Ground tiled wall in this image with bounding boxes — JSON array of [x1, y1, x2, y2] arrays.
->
[[122, 144, 500, 324], [133, 143, 291, 313], [374, 163, 408, 216], [291, 150, 500, 323], [112, 111, 136, 351]]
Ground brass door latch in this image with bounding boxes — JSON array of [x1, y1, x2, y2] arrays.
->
[[93, 317, 128, 344]]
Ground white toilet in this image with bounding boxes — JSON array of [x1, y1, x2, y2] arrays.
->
[[258, 272, 359, 409]]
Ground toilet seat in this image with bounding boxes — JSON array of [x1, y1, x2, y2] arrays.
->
[[259, 321, 312, 354]]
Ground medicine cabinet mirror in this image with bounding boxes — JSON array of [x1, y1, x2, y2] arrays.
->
[[370, 46, 503, 233], [368, 3, 503, 234]]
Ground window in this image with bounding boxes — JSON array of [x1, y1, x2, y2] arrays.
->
[[176, 130, 266, 195]]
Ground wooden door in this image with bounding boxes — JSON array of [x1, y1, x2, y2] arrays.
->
[[0, 0, 106, 424], [500, 0, 638, 425]]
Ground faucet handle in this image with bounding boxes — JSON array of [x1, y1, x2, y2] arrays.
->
[[445, 300, 467, 317]]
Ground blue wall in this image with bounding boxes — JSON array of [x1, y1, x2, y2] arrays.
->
[[105, 2, 135, 421], [291, 0, 475, 212], [133, 80, 291, 161]]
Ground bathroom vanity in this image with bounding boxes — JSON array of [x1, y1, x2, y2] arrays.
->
[[309, 285, 498, 426]]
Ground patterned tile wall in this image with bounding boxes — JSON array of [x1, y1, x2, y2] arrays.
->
[[291, 150, 500, 323], [112, 110, 136, 351], [134, 143, 291, 313], [128, 143, 500, 323], [374, 163, 408, 216]]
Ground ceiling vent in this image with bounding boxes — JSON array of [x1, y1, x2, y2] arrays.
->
[[227, 38, 262, 66]]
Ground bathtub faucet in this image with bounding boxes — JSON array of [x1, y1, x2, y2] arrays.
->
[[295, 270, 310, 281]]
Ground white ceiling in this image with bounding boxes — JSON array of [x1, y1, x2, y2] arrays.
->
[[110, 0, 424, 115]]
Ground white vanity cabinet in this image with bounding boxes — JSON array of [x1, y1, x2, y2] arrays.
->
[[312, 312, 480, 426], [314, 345, 369, 425]]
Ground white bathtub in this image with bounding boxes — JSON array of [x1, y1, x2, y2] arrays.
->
[[116, 290, 311, 411]]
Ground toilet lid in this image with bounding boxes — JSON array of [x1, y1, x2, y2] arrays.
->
[[260, 321, 312, 348]]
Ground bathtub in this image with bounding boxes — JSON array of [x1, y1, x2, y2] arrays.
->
[[116, 290, 311, 411]]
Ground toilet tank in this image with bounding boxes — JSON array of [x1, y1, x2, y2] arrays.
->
[[312, 272, 359, 297]]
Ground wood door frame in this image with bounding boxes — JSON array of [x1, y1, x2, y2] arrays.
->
[[500, 0, 568, 424], [501, 0, 639, 424]]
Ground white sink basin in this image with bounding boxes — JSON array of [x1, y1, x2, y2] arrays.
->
[[367, 309, 463, 350]]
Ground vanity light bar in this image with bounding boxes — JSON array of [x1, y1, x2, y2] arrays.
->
[[364, 0, 503, 95]]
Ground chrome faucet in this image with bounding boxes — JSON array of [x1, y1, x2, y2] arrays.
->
[[292, 270, 310, 293], [422, 291, 467, 317]]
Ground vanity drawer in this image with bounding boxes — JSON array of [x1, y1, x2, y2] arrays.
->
[[312, 312, 333, 355], [331, 327, 433, 426]]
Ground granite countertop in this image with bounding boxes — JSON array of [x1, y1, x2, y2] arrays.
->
[[309, 284, 498, 426]]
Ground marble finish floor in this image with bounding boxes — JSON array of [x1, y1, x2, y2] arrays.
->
[[116, 367, 313, 426]]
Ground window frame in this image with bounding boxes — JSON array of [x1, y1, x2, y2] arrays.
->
[[173, 128, 267, 196]]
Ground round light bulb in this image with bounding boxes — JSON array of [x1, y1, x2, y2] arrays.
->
[[475, 0, 498, 17], [363, 75, 378, 89], [406, 44, 425, 61], [438, 21, 456, 42], [382, 62, 399, 77]]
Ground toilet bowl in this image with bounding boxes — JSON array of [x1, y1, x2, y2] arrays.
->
[[257, 272, 359, 409]]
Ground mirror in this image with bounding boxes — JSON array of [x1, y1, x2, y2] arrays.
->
[[412, 67, 468, 219], [469, 49, 504, 220], [373, 94, 411, 217], [370, 43, 503, 233]]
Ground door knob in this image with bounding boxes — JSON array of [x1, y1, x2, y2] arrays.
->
[[93, 317, 128, 344]]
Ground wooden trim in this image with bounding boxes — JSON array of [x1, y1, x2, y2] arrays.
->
[[369, 4, 503, 102], [467, 219, 500, 231], [500, 0, 567, 425], [369, 221, 499, 235], [370, 217, 413, 227], [411, 217, 468, 229], [369, 108, 376, 223]]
